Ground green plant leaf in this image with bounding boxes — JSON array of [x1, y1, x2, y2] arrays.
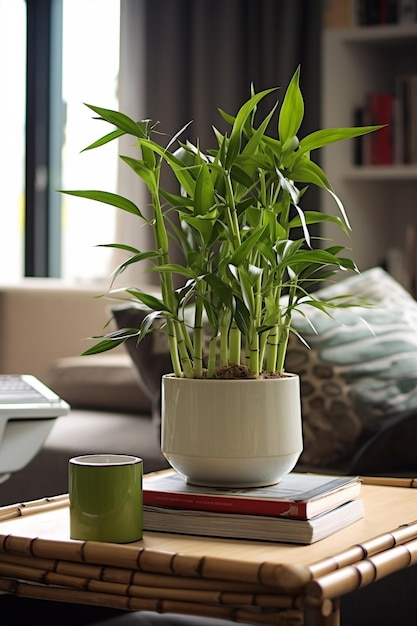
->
[[203, 273, 234, 308], [278, 66, 304, 144], [85, 103, 149, 138], [298, 125, 384, 154], [289, 158, 331, 189], [182, 214, 215, 246], [289, 210, 349, 235], [81, 129, 125, 152], [233, 296, 251, 336], [96, 243, 141, 253], [81, 327, 140, 356], [194, 160, 215, 215], [229, 225, 267, 266], [120, 156, 159, 196], [226, 88, 277, 169], [125, 290, 170, 312], [153, 263, 196, 279], [139, 138, 196, 197], [60, 190, 145, 218]]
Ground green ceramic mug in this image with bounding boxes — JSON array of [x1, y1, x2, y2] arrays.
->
[[69, 454, 143, 543]]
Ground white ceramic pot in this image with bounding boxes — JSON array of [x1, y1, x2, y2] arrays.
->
[[161, 373, 303, 488]]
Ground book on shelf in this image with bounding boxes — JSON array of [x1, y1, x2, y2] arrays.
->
[[143, 498, 365, 545], [324, 0, 402, 28], [143, 470, 362, 520], [354, 76, 417, 167]]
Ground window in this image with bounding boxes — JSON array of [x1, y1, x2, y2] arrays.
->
[[61, 0, 120, 280], [0, 0, 26, 281], [1, 0, 120, 281]]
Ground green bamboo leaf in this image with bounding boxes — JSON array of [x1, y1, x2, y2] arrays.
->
[[241, 102, 278, 158], [257, 240, 278, 265], [289, 210, 349, 235], [229, 225, 267, 266], [139, 138, 196, 197], [60, 190, 145, 218], [125, 290, 170, 312], [141, 143, 156, 169], [153, 263, 195, 279], [239, 269, 254, 313], [194, 160, 215, 215], [298, 125, 383, 154], [182, 214, 214, 246], [226, 88, 277, 168], [278, 66, 304, 144], [160, 188, 193, 209], [81, 328, 140, 355], [85, 103, 149, 138], [289, 158, 331, 189], [120, 156, 159, 196], [96, 243, 141, 253], [110, 253, 159, 286], [203, 273, 234, 307], [81, 129, 125, 152], [286, 248, 355, 269], [275, 167, 300, 206], [275, 239, 304, 262], [292, 204, 311, 247], [229, 163, 255, 188], [82, 338, 126, 355], [233, 297, 251, 336]]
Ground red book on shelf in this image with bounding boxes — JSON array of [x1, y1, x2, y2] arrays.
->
[[365, 92, 394, 165], [143, 470, 361, 520]]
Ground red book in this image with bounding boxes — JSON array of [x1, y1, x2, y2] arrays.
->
[[143, 470, 361, 520], [365, 92, 394, 165]]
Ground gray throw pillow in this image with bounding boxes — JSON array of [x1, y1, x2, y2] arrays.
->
[[111, 305, 172, 436], [287, 267, 417, 466]]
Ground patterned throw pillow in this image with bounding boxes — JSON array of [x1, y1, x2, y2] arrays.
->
[[286, 267, 417, 467]]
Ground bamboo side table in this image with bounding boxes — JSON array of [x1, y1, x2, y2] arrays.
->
[[0, 478, 417, 626]]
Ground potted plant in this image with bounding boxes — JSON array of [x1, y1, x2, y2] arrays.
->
[[64, 67, 379, 487]]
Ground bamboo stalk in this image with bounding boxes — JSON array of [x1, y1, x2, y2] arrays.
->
[[0, 493, 68, 521], [360, 476, 417, 488], [0, 577, 302, 626], [306, 537, 417, 601], [0, 558, 303, 609], [309, 520, 417, 579], [0, 530, 312, 592], [0, 552, 279, 593]]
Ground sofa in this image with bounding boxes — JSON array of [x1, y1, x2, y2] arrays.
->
[[2, 269, 417, 509], [0, 279, 170, 507], [2, 273, 417, 626]]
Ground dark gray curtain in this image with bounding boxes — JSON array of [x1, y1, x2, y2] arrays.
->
[[143, 0, 321, 149], [117, 0, 322, 285]]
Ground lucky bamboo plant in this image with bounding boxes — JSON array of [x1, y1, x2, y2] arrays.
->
[[64, 67, 379, 379]]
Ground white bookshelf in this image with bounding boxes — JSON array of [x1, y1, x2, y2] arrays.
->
[[321, 23, 417, 276]]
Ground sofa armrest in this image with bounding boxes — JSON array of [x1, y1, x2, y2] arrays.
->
[[0, 279, 117, 379], [44, 354, 152, 414]]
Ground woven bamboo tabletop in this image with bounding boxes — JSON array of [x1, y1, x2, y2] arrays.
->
[[0, 481, 417, 625]]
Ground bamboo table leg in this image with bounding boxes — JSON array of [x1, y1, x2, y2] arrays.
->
[[305, 599, 340, 626]]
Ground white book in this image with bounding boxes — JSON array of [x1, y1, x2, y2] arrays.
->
[[143, 498, 365, 545]]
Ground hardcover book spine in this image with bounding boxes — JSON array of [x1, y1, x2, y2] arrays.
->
[[143, 491, 307, 519]]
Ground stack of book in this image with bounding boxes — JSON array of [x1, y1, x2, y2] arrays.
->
[[142, 470, 364, 545]]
